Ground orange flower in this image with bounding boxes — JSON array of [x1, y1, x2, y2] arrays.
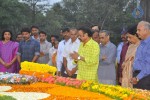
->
[[6, 82, 112, 100], [19, 70, 52, 80]]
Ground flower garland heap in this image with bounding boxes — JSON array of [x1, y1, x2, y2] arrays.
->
[[19, 61, 57, 79], [1, 61, 149, 100], [0, 73, 37, 84], [0, 73, 149, 100], [0, 86, 50, 100], [42, 76, 86, 88], [42, 76, 150, 100], [19, 70, 52, 80], [6, 82, 112, 100], [81, 81, 134, 100]]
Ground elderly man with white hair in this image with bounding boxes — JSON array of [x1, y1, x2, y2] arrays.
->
[[131, 21, 150, 90], [98, 30, 117, 85]]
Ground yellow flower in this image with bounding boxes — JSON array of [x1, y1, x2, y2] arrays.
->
[[20, 62, 57, 75], [92, 85, 99, 90], [121, 94, 128, 98]]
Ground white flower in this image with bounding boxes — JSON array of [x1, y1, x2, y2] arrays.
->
[[0, 86, 12, 92], [0, 92, 50, 100], [0, 86, 50, 100]]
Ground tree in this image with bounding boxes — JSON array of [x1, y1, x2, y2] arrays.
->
[[0, 0, 142, 44], [0, 0, 32, 36], [45, 0, 140, 44], [20, 0, 51, 24]]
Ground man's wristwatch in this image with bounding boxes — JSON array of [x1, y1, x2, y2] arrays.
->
[[77, 56, 81, 60]]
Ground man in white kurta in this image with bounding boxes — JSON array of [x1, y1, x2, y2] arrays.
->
[[63, 29, 80, 78], [56, 28, 70, 76]]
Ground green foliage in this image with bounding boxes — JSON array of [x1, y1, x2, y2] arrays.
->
[[45, 0, 141, 44], [0, 0, 142, 44], [0, 95, 16, 100], [0, 0, 32, 36]]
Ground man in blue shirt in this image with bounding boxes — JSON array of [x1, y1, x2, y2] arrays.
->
[[17, 28, 40, 63], [131, 21, 150, 90]]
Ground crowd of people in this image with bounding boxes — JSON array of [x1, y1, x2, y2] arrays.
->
[[0, 21, 150, 90]]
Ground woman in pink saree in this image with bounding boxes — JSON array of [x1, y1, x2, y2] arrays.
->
[[0, 30, 19, 73]]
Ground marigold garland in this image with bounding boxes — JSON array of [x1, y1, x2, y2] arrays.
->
[[20, 61, 57, 75], [1, 81, 150, 100], [81, 81, 150, 100], [46, 85, 111, 100], [133, 89, 150, 100], [41, 76, 150, 100], [19, 70, 53, 80], [1, 69, 150, 100], [5, 82, 112, 100]]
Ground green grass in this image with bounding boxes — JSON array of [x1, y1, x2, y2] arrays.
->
[[0, 95, 16, 100]]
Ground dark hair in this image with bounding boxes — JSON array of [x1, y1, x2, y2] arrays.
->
[[91, 25, 101, 30], [1, 30, 13, 40], [55, 35, 59, 40], [50, 35, 59, 41], [39, 31, 47, 35], [16, 33, 22, 36], [127, 25, 137, 35], [61, 28, 70, 33], [16, 33, 22, 38], [31, 26, 39, 30], [78, 27, 93, 37], [21, 28, 31, 33], [92, 30, 99, 34], [50, 35, 56, 38]]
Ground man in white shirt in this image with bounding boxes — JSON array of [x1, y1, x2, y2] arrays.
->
[[37, 31, 52, 64], [63, 29, 80, 78], [56, 28, 70, 76]]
